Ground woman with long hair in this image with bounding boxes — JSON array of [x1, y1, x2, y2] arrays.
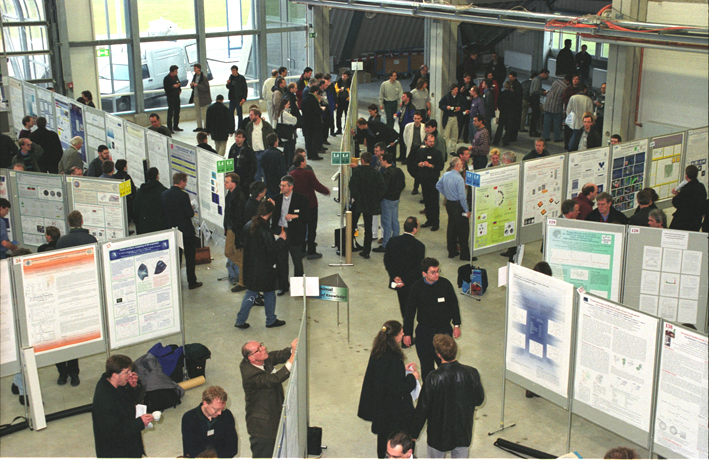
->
[[358, 320, 420, 458], [275, 97, 298, 167]]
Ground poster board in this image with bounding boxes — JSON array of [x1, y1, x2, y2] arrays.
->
[[195, 147, 226, 229], [84, 106, 108, 164], [572, 291, 660, 449], [69, 101, 87, 163], [622, 226, 708, 331], [170, 140, 199, 218], [124, 122, 147, 186], [145, 130, 171, 186], [36, 87, 55, 131], [101, 230, 182, 350], [652, 322, 708, 459], [11, 170, 67, 247], [611, 139, 649, 211], [544, 217, 625, 302], [648, 132, 684, 201], [0, 260, 20, 377], [13, 245, 107, 368], [520, 154, 566, 244], [0, 170, 14, 243], [106, 114, 127, 161], [566, 146, 610, 199], [8, 78, 25, 137], [54, 93, 73, 151], [22, 82, 38, 119], [504, 263, 575, 408], [684, 127, 708, 190], [66, 176, 128, 242], [471, 163, 520, 255]]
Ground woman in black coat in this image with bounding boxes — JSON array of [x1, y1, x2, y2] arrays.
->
[[358, 320, 420, 458], [234, 201, 288, 328]]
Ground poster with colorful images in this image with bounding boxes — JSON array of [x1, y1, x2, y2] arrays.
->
[[69, 101, 86, 163], [685, 127, 708, 190], [649, 133, 684, 200], [473, 164, 519, 249], [521, 155, 565, 226], [611, 139, 648, 211]]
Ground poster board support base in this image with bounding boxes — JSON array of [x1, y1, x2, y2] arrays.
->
[[21, 347, 46, 431], [488, 422, 517, 436]]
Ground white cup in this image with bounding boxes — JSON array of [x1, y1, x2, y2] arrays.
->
[[152, 411, 162, 421]]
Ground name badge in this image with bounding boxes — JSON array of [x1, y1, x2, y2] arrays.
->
[[437, 297, 445, 302], [294, 209, 300, 213], [207, 429, 214, 436], [427, 156, 432, 160]]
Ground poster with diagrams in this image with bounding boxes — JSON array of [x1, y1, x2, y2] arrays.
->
[[649, 133, 684, 200], [68, 177, 127, 242], [54, 93, 73, 150], [196, 147, 225, 229], [102, 231, 181, 349], [0, 172, 13, 242], [573, 292, 658, 444], [170, 141, 199, 217], [14, 172, 67, 246], [84, 107, 107, 162], [146, 130, 171, 184], [566, 147, 609, 199], [653, 323, 708, 459], [18, 246, 104, 354], [1, 261, 18, 370], [36, 87, 55, 131], [685, 127, 708, 189], [9, 78, 25, 137], [22, 82, 38, 118], [522, 155, 564, 226], [105, 114, 127, 161], [611, 139, 648, 211], [473, 164, 519, 250], [505, 264, 574, 402], [124, 122, 147, 186], [544, 218, 624, 301], [69, 101, 86, 163]]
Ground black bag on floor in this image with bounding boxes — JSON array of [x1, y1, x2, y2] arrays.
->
[[307, 426, 323, 456], [184, 343, 211, 379], [334, 227, 363, 255], [143, 388, 181, 413], [458, 263, 488, 296]]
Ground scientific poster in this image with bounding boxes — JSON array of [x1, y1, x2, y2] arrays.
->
[[9, 78, 24, 137], [649, 133, 684, 200], [196, 147, 225, 228], [145, 130, 170, 184], [106, 114, 127, 161], [102, 232, 181, 349], [567, 147, 609, 198], [522, 155, 564, 226], [611, 139, 648, 211], [15, 172, 67, 246], [36, 87, 55, 131], [170, 141, 199, 216], [0, 173, 13, 243], [23, 82, 38, 118], [84, 107, 107, 162], [654, 323, 708, 459], [545, 219, 624, 301], [69, 101, 86, 163], [505, 264, 574, 399], [69, 177, 127, 242], [18, 246, 104, 353], [1, 261, 18, 367], [574, 293, 658, 433], [54, 93, 73, 150], [124, 122, 147, 186], [473, 165, 519, 249], [685, 127, 708, 189]]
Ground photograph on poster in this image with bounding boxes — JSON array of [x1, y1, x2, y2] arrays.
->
[[473, 165, 519, 249], [196, 148, 226, 228], [611, 139, 648, 211], [15, 173, 67, 246], [522, 155, 564, 226]]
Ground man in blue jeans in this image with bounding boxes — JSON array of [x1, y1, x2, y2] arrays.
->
[[373, 153, 406, 253], [542, 74, 570, 142]]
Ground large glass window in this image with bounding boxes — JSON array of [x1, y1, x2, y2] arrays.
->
[[206, 35, 260, 99], [136, 0, 195, 36], [2, 0, 51, 82], [91, 0, 128, 39], [267, 31, 307, 77], [265, 0, 306, 28], [205, 0, 256, 33]]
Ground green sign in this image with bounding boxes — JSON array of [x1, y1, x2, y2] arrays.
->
[[309, 32, 318, 38], [96, 48, 110, 57], [318, 285, 348, 302], [331, 151, 350, 165], [217, 159, 234, 173]]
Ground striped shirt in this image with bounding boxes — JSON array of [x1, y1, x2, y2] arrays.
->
[[543, 79, 569, 114]]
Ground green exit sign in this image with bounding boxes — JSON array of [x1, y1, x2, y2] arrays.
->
[[217, 159, 234, 173], [309, 32, 318, 38], [331, 151, 351, 165], [96, 48, 110, 57]]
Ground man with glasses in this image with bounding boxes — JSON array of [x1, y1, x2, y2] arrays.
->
[[240, 338, 298, 458], [181, 386, 238, 458], [403, 258, 461, 381]]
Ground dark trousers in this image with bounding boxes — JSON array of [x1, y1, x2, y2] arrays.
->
[[304, 127, 321, 159], [446, 200, 470, 259], [508, 105, 522, 140], [322, 114, 334, 138], [461, 113, 470, 142], [167, 96, 181, 129], [230, 100, 244, 130], [493, 114, 513, 145], [250, 436, 276, 458], [353, 212, 374, 255], [277, 244, 304, 289], [564, 125, 573, 150], [179, 236, 197, 286], [415, 323, 453, 381], [283, 139, 296, 169], [529, 95, 541, 134], [472, 155, 488, 171], [336, 101, 348, 131], [421, 177, 439, 226], [306, 206, 319, 255], [383, 100, 398, 129], [56, 359, 79, 376], [396, 285, 412, 320]]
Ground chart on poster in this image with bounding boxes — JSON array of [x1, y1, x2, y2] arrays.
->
[[610, 139, 648, 211], [36, 87, 55, 131], [522, 155, 565, 226], [68, 177, 127, 242], [14, 172, 67, 246], [196, 148, 225, 228], [146, 130, 171, 184], [106, 114, 127, 161], [685, 127, 708, 189], [124, 122, 147, 186], [566, 147, 609, 198], [473, 165, 519, 250], [649, 133, 684, 200]]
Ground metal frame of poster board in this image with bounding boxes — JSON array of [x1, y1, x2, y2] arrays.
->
[[652, 322, 709, 459], [471, 162, 521, 257], [11, 244, 108, 368], [0, 260, 21, 377], [622, 226, 708, 333], [647, 132, 686, 204], [684, 126, 708, 190], [65, 175, 129, 242], [570, 291, 661, 451], [519, 153, 568, 244], [100, 229, 184, 351], [565, 146, 611, 200], [543, 217, 626, 302]]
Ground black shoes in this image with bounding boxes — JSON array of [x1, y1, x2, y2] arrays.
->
[[411, 189, 419, 195], [266, 319, 286, 328], [57, 374, 68, 386], [277, 286, 290, 296], [70, 374, 80, 387], [232, 285, 247, 293], [173, 127, 184, 132], [448, 252, 460, 259], [307, 253, 323, 260], [421, 222, 432, 228], [359, 252, 370, 259], [189, 282, 203, 290], [11, 383, 19, 395], [234, 323, 250, 329], [372, 246, 386, 253], [431, 226, 439, 231]]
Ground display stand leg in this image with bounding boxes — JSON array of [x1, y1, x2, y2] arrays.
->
[[336, 301, 340, 326], [566, 405, 573, 453], [489, 371, 516, 435], [330, 210, 353, 267], [21, 347, 46, 431], [347, 298, 350, 343]]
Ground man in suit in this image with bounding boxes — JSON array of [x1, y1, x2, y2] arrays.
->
[[162, 172, 202, 290], [271, 175, 308, 296], [670, 165, 707, 231], [240, 338, 298, 458], [205, 95, 235, 156], [384, 216, 426, 322], [260, 134, 288, 198], [350, 152, 386, 259]]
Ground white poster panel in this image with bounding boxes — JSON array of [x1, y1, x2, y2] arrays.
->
[[124, 122, 147, 186], [611, 139, 648, 211], [196, 147, 226, 228], [506, 264, 574, 399], [69, 101, 87, 163], [17, 246, 104, 354], [473, 164, 519, 250], [654, 323, 708, 459], [84, 107, 108, 163], [102, 231, 182, 350], [0, 172, 13, 243], [68, 177, 127, 242], [0, 261, 18, 368], [15, 172, 67, 246], [22, 82, 38, 120], [685, 127, 708, 190], [9, 78, 24, 137], [106, 114, 127, 161], [574, 293, 658, 435], [36, 87, 55, 131], [522, 155, 565, 226], [170, 141, 199, 217], [146, 130, 171, 183], [566, 147, 610, 198], [54, 93, 73, 150], [649, 133, 684, 201]]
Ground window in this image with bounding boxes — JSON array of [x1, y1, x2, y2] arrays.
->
[[91, 0, 128, 39], [2, 0, 52, 82], [136, 0, 195, 36], [206, 35, 260, 99], [205, 0, 257, 33]]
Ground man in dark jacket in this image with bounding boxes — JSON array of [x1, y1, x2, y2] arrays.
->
[[11, 138, 43, 172], [438, 84, 463, 156], [224, 173, 247, 292], [133, 167, 169, 234], [417, 134, 444, 231], [585, 192, 629, 225], [87, 145, 112, 177], [384, 216, 426, 320], [523, 138, 550, 161], [556, 39, 576, 76], [570, 113, 602, 152], [0, 133, 19, 168], [226, 65, 248, 129], [410, 334, 484, 458], [350, 152, 386, 259], [373, 153, 406, 252], [205, 95, 235, 156], [163, 65, 183, 132], [181, 386, 238, 458], [271, 175, 308, 295], [30, 117, 63, 173], [301, 86, 324, 160], [670, 165, 707, 231], [229, 130, 257, 197], [260, 134, 287, 198], [356, 118, 398, 156], [92, 354, 153, 458]]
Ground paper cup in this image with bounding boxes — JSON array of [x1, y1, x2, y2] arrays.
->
[[152, 411, 161, 421]]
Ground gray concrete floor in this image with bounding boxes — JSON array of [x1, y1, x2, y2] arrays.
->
[[0, 81, 645, 458]]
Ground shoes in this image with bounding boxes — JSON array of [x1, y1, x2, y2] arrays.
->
[[58, 374, 68, 385], [19, 395, 29, 406], [231, 285, 247, 293], [173, 127, 184, 132], [448, 252, 460, 258], [529, 132, 541, 137], [234, 323, 250, 329], [372, 246, 386, 253], [277, 288, 289, 296], [553, 139, 563, 143], [11, 383, 19, 395], [307, 253, 323, 260], [359, 252, 370, 259], [419, 199, 425, 204], [70, 374, 80, 387], [318, 148, 327, 153], [421, 222, 432, 228], [472, 256, 478, 261], [254, 295, 265, 306], [193, 128, 202, 132], [500, 248, 515, 257], [411, 189, 419, 195], [266, 319, 286, 328], [526, 390, 539, 398], [189, 282, 203, 290], [169, 129, 175, 134], [431, 226, 439, 231], [323, 140, 331, 145], [491, 142, 499, 146], [419, 210, 426, 214], [334, 130, 342, 135]]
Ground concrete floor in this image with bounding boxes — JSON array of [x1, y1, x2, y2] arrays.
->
[[0, 81, 644, 458]]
